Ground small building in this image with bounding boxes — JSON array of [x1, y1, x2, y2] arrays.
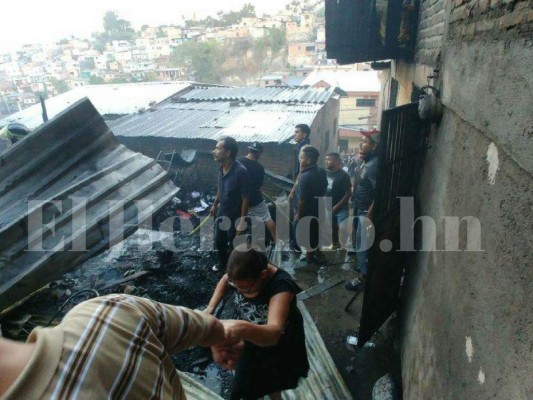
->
[[110, 85, 340, 190], [288, 42, 317, 66], [258, 74, 287, 87], [302, 70, 381, 151]]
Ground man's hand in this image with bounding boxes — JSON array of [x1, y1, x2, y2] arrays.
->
[[211, 341, 245, 370], [210, 320, 245, 370], [236, 219, 247, 235]]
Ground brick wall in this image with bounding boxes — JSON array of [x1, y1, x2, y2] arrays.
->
[[415, 0, 447, 66], [415, 0, 531, 67], [399, 1, 533, 399], [448, 0, 532, 40]]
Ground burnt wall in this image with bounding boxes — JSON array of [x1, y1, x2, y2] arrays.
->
[[116, 136, 295, 195], [398, 1, 532, 399]]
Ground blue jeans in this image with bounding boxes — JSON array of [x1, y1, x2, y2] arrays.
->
[[354, 209, 370, 276], [333, 208, 349, 228], [214, 216, 237, 271]]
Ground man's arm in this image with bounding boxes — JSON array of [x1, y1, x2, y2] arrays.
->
[[367, 201, 375, 221], [367, 161, 378, 220], [333, 175, 352, 213], [205, 274, 230, 315], [236, 170, 249, 234], [210, 191, 220, 217], [333, 187, 352, 214], [123, 295, 223, 353], [221, 291, 294, 347], [288, 175, 299, 202]]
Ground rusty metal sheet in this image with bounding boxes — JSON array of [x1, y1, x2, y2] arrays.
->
[[0, 98, 179, 311], [282, 302, 353, 399]]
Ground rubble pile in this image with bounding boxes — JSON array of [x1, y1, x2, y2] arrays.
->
[[0, 194, 236, 398]]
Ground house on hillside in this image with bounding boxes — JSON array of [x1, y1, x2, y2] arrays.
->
[[110, 85, 340, 190], [302, 70, 381, 151]]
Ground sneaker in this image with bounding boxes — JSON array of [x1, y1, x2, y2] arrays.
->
[[344, 278, 364, 292], [290, 242, 302, 253], [325, 243, 340, 251]]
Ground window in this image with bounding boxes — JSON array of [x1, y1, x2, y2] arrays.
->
[[305, 45, 316, 52], [356, 98, 376, 107]]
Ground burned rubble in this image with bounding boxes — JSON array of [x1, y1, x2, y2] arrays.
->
[[0, 192, 239, 397]]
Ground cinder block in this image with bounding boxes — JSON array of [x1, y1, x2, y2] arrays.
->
[[476, 19, 496, 32], [499, 10, 526, 29], [451, 5, 469, 22]]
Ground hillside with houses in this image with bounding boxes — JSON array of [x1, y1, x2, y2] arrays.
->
[[0, 1, 334, 117]]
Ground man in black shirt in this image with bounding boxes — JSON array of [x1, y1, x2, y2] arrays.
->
[[210, 137, 249, 272], [292, 124, 311, 179], [238, 142, 277, 245], [295, 145, 328, 264], [325, 152, 352, 250], [346, 130, 380, 290], [289, 124, 311, 252]]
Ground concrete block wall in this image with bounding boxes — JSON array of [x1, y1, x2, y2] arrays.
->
[[396, 0, 533, 399], [416, 0, 448, 66], [447, 0, 532, 41]]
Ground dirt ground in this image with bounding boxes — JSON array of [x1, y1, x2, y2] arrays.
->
[[1, 224, 401, 400]]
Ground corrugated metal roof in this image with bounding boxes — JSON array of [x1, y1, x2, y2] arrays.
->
[[302, 70, 381, 93], [179, 372, 223, 400], [0, 82, 194, 130], [110, 101, 324, 144], [282, 302, 353, 399], [0, 99, 179, 311], [180, 86, 338, 104]]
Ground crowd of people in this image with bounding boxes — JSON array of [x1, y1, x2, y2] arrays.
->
[[0, 124, 381, 400]]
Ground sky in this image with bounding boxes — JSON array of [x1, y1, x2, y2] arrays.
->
[[0, 0, 290, 53]]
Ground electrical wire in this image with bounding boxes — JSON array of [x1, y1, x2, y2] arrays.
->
[[45, 289, 100, 327]]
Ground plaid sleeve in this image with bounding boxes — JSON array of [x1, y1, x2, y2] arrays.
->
[[132, 296, 214, 353]]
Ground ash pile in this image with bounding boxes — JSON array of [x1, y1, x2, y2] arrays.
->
[[0, 190, 237, 398]]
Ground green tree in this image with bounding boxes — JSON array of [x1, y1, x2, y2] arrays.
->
[[171, 41, 225, 83], [186, 3, 256, 28], [96, 11, 136, 44], [89, 76, 106, 85], [111, 78, 129, 84], [50, 77, 69, 94], [266, 27, 286, 54]]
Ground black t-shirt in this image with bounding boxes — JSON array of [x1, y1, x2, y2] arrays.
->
[[231, 268, 309, 398], [354, 154, 378, 211], [293, 137, 310, 179], [296, 165, 328, 217], [326, 168, 352, 212], [238, 157, 264, 207]]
